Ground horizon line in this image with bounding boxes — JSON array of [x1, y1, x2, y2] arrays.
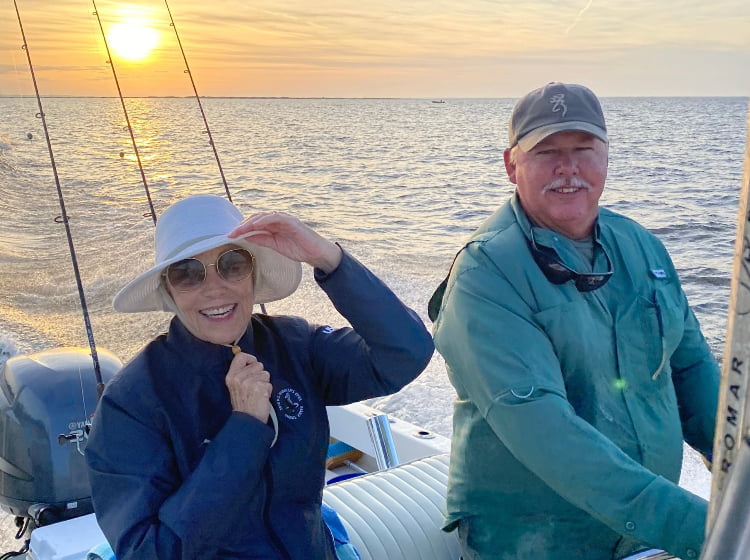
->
[[1, 94, 748, 100]]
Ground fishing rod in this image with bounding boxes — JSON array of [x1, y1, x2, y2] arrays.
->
[[92, 2, 267, 313], [163, 0, 233, 203], [90, 0, 157, 223], [11, 0, 105, 398], [164, 1, 270, 313]]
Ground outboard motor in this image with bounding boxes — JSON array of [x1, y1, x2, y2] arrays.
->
[[0, 347, 120, 527]]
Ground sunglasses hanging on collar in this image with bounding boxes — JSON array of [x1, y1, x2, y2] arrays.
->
[[527, 228, 613, 292]]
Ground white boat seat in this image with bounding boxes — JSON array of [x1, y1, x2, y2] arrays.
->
[[322, 453, 460, 560]]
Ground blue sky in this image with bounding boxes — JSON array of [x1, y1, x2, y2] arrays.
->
[[1, 0, 748, 97]]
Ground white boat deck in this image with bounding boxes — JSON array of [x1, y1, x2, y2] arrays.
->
[[17, 403, 454, 560]]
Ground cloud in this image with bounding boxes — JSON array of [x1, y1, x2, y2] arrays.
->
[[566, 0, 595, 35], [0, 0, 748, 97]]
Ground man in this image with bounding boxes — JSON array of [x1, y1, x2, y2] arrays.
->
[[429, 82, 720, 560]]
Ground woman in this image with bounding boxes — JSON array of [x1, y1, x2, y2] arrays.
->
[[85, 194, 434, 560]]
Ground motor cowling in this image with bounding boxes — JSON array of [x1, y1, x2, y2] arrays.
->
[[0, 347, 120, 525]]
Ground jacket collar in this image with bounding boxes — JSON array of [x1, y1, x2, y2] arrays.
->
[[163, 316, 257, 376]]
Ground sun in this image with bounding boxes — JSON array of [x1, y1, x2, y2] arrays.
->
[[107, 22, 160, 62]]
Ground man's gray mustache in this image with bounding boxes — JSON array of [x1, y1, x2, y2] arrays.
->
[[542, 177, 593, 193]]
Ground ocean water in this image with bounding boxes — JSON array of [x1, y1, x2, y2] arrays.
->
[[0, 96, 747, 514]]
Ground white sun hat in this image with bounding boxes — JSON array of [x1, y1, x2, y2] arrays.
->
[[113, 194, 302, 313]]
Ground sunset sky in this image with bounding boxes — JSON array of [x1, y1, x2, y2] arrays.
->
[[1, 0, 748, 98]]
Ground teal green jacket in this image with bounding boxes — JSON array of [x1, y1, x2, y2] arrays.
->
[[432, 194, 719, 560]]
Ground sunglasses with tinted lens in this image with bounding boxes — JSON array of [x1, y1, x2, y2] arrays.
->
[[527, 228, 613, 292], [164, 248, 255, 292]]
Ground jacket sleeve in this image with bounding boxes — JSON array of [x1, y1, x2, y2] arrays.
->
[[434, 250, 708, 560], [309, 248, 434, 404], [670, 292, 721, 458], [86, 386, 275, 560], [486, 392, 707, 560]]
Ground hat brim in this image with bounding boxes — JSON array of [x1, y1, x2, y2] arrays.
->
[[517, 121, 608, 152], [113, 232, 302, 313]]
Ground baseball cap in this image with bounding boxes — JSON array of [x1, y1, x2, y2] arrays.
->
[[509, 82, 608, 151]]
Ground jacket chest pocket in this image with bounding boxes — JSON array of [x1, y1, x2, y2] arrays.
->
[[625, 285, 685, 384]]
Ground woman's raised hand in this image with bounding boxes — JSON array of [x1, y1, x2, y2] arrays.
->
[[228, 211, 342, 273]]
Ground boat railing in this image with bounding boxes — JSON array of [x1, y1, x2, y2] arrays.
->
[[366, 414, 400, 470]]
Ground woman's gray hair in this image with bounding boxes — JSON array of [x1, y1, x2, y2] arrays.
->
[[157, 281, 181, 315]]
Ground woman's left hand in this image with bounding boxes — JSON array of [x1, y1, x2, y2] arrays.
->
[[228, 211, 342, 273]]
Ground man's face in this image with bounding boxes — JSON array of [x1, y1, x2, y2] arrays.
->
[[504, 131, 608, 240]]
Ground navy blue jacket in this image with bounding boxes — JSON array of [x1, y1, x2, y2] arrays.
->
[[85, 251, 433, 559]]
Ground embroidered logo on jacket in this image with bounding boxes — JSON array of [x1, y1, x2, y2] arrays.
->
[[276, 387, 304, 420]]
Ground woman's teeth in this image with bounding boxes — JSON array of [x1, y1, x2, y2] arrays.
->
[[201, 304, 235, 318]]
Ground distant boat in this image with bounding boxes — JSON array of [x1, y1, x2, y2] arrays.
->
[[431, 99, 445, 104]]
